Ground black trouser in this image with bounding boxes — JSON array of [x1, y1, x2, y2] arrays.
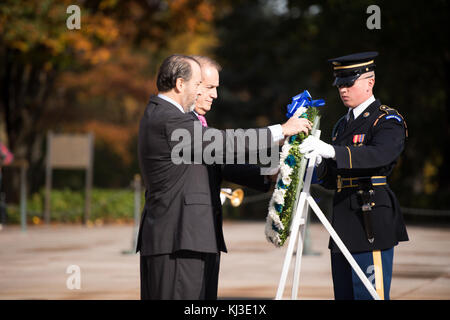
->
[[140, 250, 220, 300]]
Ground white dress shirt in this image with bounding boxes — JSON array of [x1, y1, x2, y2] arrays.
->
[[347, 95, 376, 120], [157, 93, 185, 113], [268, 124, 284, 142]]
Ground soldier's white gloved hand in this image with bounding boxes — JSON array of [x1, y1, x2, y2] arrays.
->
[[299, 136, 335, 160], [314, 154, 323, 166]]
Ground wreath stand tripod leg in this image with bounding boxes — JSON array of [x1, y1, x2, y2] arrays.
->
[[276, 130, 318, 300], [291, 198, 309, 299], [306, 196, 380, 300], [275, 192, 307, 300], [275, 189, 380, 300], [275, 130, 380, 300]]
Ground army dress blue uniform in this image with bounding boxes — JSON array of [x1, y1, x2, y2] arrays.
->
[[315, 52, 409, 300]]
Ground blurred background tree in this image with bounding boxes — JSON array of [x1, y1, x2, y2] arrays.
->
[[0, 0, 222, 192], [212, 0, 449, 211], [0, 0, 448, 218]]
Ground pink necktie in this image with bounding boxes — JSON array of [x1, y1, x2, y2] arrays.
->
[[197, 114, 208, 127]]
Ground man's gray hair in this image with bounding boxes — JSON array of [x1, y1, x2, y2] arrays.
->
[[190, 55, 222, 72], [156, 54, 200, 92]]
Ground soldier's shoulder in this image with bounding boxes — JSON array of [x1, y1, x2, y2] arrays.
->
[[379, 104, 403, 115], [375, 105, 405, 123], [373, 104, 408, 137]]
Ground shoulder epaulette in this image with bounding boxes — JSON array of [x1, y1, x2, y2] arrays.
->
[[379, 105, 397, 113], [373, 105, 408, 139]]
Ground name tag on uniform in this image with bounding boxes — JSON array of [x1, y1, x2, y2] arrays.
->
[[385, 115, 402, 122], [353, 134, 365, 146]]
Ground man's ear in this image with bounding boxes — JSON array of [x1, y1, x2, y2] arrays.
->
[[368, 77, 375, 89], [175, 78, 184, 93]]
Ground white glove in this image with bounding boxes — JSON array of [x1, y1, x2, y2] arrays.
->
[[299, 136, 335, 160], [314, 154, 323, 166]]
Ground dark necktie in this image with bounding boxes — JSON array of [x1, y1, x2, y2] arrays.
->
[[347, 111, 354, 126], [344, 111, 354, 131]]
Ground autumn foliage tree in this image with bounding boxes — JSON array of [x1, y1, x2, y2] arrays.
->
[[1, 0, 448, 212], [0, 0, 221, 190]]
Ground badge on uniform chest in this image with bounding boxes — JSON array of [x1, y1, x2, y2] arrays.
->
[[352, 134, 366, 146]]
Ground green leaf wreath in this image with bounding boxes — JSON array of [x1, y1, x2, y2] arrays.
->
[[265, 107, 321, 247]]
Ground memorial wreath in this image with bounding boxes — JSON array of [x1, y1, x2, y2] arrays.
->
[[265, 90, 324, 247]]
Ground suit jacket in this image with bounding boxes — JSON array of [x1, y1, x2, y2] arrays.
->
[[194, 116, 272, 250], [316, 99, 409, 253], [136, 95, 273, 256]]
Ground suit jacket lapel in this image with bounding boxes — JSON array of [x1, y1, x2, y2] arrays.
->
[[189, 111, 199, 121], [336, 99, 381, 143]]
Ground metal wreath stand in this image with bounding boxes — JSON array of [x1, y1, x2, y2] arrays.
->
[[275, 123, 380, 300]]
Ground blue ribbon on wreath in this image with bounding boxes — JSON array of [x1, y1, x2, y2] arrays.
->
[[286, 90, 325, 119], [285, 90, 325, 185]]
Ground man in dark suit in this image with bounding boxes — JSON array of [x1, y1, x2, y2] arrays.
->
[[137, 54, 312, 299], [188, 55, 278, 299], [299, 52, 408, 300]]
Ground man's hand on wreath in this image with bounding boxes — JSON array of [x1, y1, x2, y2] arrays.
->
[[281, 117, 312, 137]]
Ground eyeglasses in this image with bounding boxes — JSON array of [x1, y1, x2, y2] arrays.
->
[[337, 75, 374, 89]]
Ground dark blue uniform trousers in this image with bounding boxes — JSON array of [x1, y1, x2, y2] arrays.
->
[[331, 247, 394, 300]]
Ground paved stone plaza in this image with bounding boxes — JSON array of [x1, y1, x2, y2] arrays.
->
[[0, 221, 449, 300]]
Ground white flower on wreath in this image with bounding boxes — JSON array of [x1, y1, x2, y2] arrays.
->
[[280, 143, 291, 162], [267, 200, 283, 228], [266, 198, 284, 245], [280, 163, 293, 179], [265, 220, 282, 247], [294, 106, 307, 117], [272, 188, 286, 204], [282, 174, 292, 185]]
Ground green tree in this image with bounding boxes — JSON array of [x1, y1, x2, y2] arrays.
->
[[214, 0, 449, 209]]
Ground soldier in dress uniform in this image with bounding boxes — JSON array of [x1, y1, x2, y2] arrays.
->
[[299, 52, 409, 300]]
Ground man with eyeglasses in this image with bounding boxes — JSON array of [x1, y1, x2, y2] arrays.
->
[[299, 52, 409, 300]]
